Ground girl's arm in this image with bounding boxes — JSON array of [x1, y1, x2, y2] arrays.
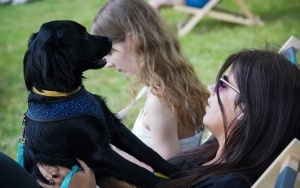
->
[[145, 91, 180, 159]]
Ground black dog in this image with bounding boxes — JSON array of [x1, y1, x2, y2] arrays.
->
[[22, 20, 177, 187]]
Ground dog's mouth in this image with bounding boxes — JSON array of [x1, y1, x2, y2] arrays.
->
[[89, 58, 107, 70]]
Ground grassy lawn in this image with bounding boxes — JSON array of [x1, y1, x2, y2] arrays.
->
[[0, 0, 299, 159]]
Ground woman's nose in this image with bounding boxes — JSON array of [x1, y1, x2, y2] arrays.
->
[[207, 84, 216, 95]]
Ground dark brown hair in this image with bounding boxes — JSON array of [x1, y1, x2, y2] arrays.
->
[[165, 49, 300, 187]]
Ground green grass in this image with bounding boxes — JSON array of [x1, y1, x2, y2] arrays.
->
[[0, 0, 299, 159]]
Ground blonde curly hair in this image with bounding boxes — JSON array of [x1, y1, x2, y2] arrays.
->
[[92, 0, 208, 129]]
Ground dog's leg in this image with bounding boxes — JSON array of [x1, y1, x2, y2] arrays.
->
[[108, 117, 178, 176], [94, 96, 178, 176], [92, 148, 163, 188]]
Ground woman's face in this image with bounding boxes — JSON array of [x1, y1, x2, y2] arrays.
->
[[203, 70, 242, 139], [104, 39, 138, 77]]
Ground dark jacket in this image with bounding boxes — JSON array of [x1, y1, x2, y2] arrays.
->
[[0, 151, 39, 188]]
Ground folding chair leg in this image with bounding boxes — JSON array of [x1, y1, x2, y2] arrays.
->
[[177, 0, 220, 36], [177, 14, 193, 31], [235, 0, 255, 23]]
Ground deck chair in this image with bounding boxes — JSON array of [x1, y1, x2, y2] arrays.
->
[[116, 86, 148, 120], [278, 36, 300, 64], [251, 138, 300, 188], [251, 36, 300, 188], [174, 0, 264, 36]]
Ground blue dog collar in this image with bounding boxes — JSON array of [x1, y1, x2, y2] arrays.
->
[[26, 87, 106, 123]]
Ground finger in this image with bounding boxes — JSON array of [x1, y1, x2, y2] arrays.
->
[[37, 179, 49, 188], [37, 163, 54, 181], [42, 163, 59, 173], [76, 158, 94, 175], [59, 166, 71, 176], [70, 159, 96, 188], [51, 171, 59, 178], [76, 158, 93, 173], [52, 166, 70, 185], [37, 179, 59, 188]]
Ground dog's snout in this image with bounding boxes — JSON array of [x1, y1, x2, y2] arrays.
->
[[108, 38, 112, 45], [98, 36, 112, 45], [103, 36, 112, 54], [106, 37, 112, 43], [104, 36, 112, 48]]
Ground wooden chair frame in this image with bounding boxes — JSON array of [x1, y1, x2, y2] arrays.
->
[[252, 138, 300, 188]]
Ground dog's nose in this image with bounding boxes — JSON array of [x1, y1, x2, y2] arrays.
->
[[107, 37, 112, 48]]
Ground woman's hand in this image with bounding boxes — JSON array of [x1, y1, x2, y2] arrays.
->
[[69, 159, 96, 188], [36, 163, 66, 188], [37, 159, 96, 188]]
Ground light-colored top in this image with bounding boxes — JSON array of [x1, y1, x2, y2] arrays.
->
[[132, 107, 202, 152]]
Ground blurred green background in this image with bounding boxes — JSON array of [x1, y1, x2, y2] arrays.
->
[[0, 0, 299, 159]]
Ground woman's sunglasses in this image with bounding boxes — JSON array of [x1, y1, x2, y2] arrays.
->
[[215, 76, 240, 94]]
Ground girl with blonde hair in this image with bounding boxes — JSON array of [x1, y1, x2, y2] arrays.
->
[[91, 0, 208, 163]]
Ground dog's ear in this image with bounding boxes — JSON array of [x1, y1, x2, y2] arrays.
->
[[23, 29, 79, 92], [23, 32, 39, 91]]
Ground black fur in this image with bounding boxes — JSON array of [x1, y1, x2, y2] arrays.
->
[[23, 20, 177, 187]]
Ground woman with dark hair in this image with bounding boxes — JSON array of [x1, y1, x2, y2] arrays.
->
[[163, 49, 300, 187], [39, 48, 300, 188]]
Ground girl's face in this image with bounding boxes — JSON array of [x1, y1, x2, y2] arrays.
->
[[203, 70, 242, 139], [104, 39, 138, 77]]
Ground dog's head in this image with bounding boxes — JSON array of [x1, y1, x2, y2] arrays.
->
[[23, 20, 112, 92]]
